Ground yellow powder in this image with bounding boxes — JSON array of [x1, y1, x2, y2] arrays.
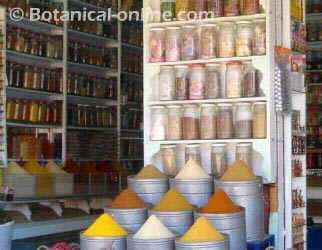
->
[[5, 162, 29, 174], [180, 217, 225, 242], [83, 213, 128, 237], [23, 160, 50, 174], [45, 161, 67, 174], [153, 188, 193, 212], [220, 160, 258, 181], [135, 165, 167, 179]]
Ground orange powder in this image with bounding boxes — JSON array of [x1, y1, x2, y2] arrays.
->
[[153, 188, 193, 212], [110, 189, 147, 209], [199, 189, 241, 214], [220, 160, 258, 181]]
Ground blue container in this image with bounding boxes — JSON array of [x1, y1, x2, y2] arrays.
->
[[247, 235, 274, 250]]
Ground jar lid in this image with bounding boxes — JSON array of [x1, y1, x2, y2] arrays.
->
[[237, 142, 253, 147], [200, 23, 217, 27], [206, 63, 221, 67], [160, 65, 173, 70], [184, 104, 198, 108], [151, 106, 166, 109], [186, 144, 200, 148], [220, 22, 234, 25], [226, 61, 242, 65], [161, 144, 177, 148], [236, 21, 252, 24], [253, 19, 266, 23], [190, 64, 205, 68], [150, 27, 165, 31], [211, 143, 227, 147], [166, 26, 181, 29], [167, 105, 182, 108], [217, 103, 233, 107], [183, 25, 196, 29], [174, 65, 189, 69], [254, 101, 266, 105], [201, 104, 216, 107], [236, 102, 251, 106]]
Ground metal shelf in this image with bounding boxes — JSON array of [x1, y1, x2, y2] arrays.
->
[[7, 121, 62, 129], [6, 87, 63, 100], [122, 71, 143, 78], [68, 29, 118, 47], [67, 126, 117, 131], [307, 41, 322, 48], [67, 95, 117, 106], [121, 129, 143, 133], [68, 62, 117, 77], [122, 43, 142, 50], [306, 13, 322, 21]]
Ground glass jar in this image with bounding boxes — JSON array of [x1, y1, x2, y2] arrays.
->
[[182, 104, 199, 140], [253, 19, 266, 55], [211, 144, 227, 178], [151, 106, 167, 140], [174, 65, 189, 100], [226, 61, 243, 98], [224, 0, 240, 16], [181, 25, 198, 61], [167, 105, 182, 140], [200, 24, 217, 59], [176, 0, 189, 20], [243, 62, 258, 97], [149, 28, 165, 63], [159, 66, 175, 101], [205, 63, 221, 99], [236, 142, 253, 168], [217, 103, 233, 139], [161, 0, 176, 22], [235, 102, 253, 138], [240, 0, 260, 15], [161, 145, 179, 176], [200, 104, 216, 139], [190, 0, 207, 18], [30, 101, 39, 122], [165, 27, 181, 62], [218, 22, 235, 58], [236, 21, 253, 57], [189, 64, 206, 100], [207, 0, 224, 17], [6, 99, 15, 121], [253, 102, 267, 138], [185, 144, 201, 165]]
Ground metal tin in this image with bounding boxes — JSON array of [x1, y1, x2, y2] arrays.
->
[[214, 178, 265, 242], [195, 207, 246, 250], [149, 210, 194, 236], [175, 233, 230, 250], [80, 234, 126, 250], [170, 178, 212, 208], [105, 208, 148, 234], [127, 176, 169, 205], [127, 234, 175, 250]]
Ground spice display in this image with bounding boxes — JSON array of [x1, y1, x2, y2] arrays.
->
[[205, 64, 221, 99], [122, 22, 142, 47], [122, 48, 143, 74], [292, 189, 305, 209], [218, 22, 235, 58], [220, 160, 258, 181], [176, 0, 190, 20], [161, 145, 178, 176], [211, 144, 227, 178], [207, 0, 224, 17], [292, 159, 303, 177], [236, 21, 253, 57], [44, 161, 65, 174], [185, 144, 201, 165], [134, 164, 167, 179], [70, 19, 117, 39], [161, 0, 176, 22], [292, 136, 306, 154], [216, 104, 233, 139], [181, 26, 198, 60], [165, 27, 181, 62], [189, 64, 206, 100], [179, 217, 225, 242], [121, 106, 142, 130], [243, 62, 258, 97], [236, 143, 253, 168], [253, 19, 266, 55], [151, 106, 167, 141], [224, 0, 240, 16], [110, 189, 147, 209], [121, 75, 143, 103], [240, 0, 260, 15], [175, 65, 189, 100], [152, 188, 193, 211], [235, 102, 253, 138], [159, 66, 175, 101], [182, 105, 199, 140], [200, 104, 216, 139], [133, 215, 175, 239], [199, 189, 241, 214], [83, 213, 128, 237], [149, 28, 165, 63], [226, 61, 243, 98], [175, 159, 210, 179], [200, 24, 217, 59], [253, 102, 267, 138], [120, 139, 143, 160]]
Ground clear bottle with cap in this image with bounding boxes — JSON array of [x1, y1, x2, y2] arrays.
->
[[200, 24, 217, 59], [181, 25, 198, 60], [217, 103, 233, 139], [253, 19, 266, 55], [200, 104, 216, 139], [236, 142, 253, 168], [149, 28, 165, 63], [235, 102, 253, 138], [218, 22, 235, 58], [205, 63, 221, 99], [167, 105, 182, 140], [211, 144, 227, 178], [226, 61, 243, 98], [161, 144, 179, 176], [159, 66, 175, 101], [185, 144, 201, 165], [243, 62, 258, 97], [236, 21, 253, 57], [165, 27, 181, 62], [253, 102, 267, 138], [189, 64, 206, 100], [182, 104, 200, 140], [174, 65, 189, 100], [151, 106, 167, 140]]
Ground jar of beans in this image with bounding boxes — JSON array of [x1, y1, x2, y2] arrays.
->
[[149, 28, 165, 63]]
